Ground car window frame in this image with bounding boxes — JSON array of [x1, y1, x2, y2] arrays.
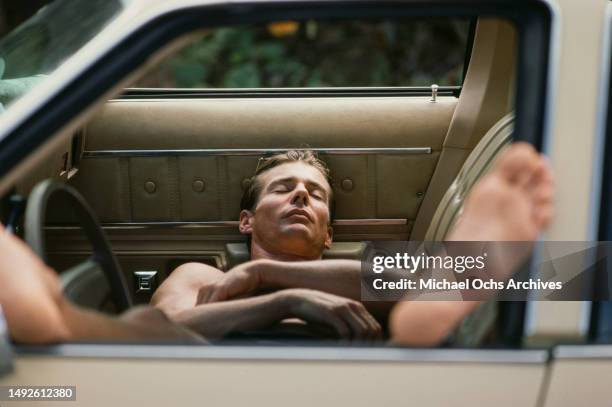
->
[[0, 0, 558, 353], [589, 1, 612, 343]]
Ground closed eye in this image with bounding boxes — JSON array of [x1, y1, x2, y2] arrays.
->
[[272, 185, 290, 193], [272, 184, 292, 193], [311, 191, 324, 200]]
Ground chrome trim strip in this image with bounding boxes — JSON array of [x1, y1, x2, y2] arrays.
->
[[83, 148, 432, 158], [46, 219, 408, 230], [553, 345, 612, 360], [16, 344, 548, 364], [122, 85, 462, 94]]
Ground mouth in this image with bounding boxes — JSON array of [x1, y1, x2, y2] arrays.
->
[[284, 209, 313, 223]]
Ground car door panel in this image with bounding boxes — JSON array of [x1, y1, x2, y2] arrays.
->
[[1, 346, 548, 407]]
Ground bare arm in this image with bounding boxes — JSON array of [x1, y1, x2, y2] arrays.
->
[[259, 259, 361, 299], [171, 291, 291, 338], [200, 259, 361, 301], [167, 288, 380, 340], [0, 225, 202, 344], [199, 259, 393, 320], [59, 303, 205, 343]]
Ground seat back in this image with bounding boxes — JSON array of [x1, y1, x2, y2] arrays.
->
[[225, 242, 366, 269], [424, 113, 514, 242]]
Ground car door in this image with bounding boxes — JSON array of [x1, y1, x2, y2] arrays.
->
[[1, 0, 599, 405]]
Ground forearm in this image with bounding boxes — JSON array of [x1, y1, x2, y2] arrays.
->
[[254, 259, 394, 320], [174, 291, 291, 338], [59, 301, 205, 343], [7, 297, 204, 345], [257, 259, 361, 300]]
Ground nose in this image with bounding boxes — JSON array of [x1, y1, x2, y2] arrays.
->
[[291, 182, 309, 206]]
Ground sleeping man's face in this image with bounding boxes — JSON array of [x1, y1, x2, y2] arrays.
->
[[239, 161, 333, 260]]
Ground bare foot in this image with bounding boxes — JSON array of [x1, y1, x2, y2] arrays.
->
[[447, 142, 554, 242], [390, 142, 554, 346]]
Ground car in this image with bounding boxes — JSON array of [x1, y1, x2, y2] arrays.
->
[[0, 0, 610, 405]]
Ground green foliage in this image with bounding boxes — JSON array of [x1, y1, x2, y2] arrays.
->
[[137, 19, 470, 89]]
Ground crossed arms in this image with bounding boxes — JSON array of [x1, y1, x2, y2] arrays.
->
[[0, 223, 478, 345], [151, 259, 480, 343]]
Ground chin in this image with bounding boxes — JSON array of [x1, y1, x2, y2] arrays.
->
[[280, 222, 313, 235], [278, 226, 315, 243]]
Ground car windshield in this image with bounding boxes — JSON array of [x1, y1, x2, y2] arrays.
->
[[0, 0, 123, 113]]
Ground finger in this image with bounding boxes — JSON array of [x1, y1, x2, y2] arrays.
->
[[324, 313, 352, 339], [349, 302, 382, 340], [339, 304, 370, 340], [358, 307, 383, 340]]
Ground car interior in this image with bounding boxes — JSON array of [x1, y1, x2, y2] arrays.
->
[[0, 17, 519, 344]]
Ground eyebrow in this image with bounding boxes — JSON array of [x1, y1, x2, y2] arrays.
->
[[268, 177, 329, 196]]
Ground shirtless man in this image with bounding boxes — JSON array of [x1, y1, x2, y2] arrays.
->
[[151, 143, 554, 343], [0, 142, 553, 345]]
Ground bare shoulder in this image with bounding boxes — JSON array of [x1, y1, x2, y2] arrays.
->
[[151, 262, 225, 310], [165, 262, 225, 286]]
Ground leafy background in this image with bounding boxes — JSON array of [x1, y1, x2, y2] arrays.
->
[[136, 19, 470, 89]]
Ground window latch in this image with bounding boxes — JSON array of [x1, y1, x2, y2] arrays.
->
[[430, 84, 439, 103]]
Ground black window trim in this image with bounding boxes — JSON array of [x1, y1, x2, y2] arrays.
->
[[590, 1, 612, 343], [120, 86, 462, 99]]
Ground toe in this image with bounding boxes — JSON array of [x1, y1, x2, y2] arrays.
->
[[494, 142, 540, 185], [534, 202, 554, 229]]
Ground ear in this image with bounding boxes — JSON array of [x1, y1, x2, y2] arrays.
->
[[324, 225, 333, 250], [239, 210, 255, 235]]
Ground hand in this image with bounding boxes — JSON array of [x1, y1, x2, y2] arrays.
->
[[197, 261, 264, 304], [281, 288, 382, 341]]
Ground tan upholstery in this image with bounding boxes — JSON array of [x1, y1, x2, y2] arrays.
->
[[69, 96, 457, 240], [225, 242, 366, 269], [425, 113, 514, 241], [411, 19, 517, 239], [225, 113, 513, 268]]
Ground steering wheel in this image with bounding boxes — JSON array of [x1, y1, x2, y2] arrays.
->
[[24, 180, 132, 312]]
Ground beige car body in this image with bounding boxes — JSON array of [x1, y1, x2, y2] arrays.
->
[[0, 0, 611, 405]]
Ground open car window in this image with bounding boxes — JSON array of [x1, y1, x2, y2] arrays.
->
[[133, 19, 472, 89], [47, 14, 521, 348], [0, 0, 561, 352]]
